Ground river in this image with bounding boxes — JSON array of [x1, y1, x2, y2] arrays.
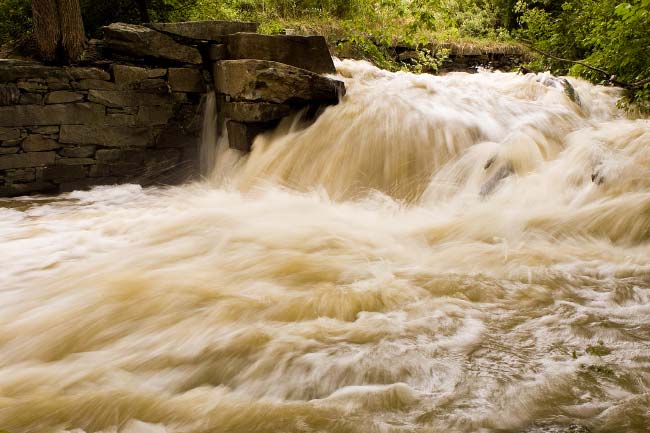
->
[[1, 60, 649, 433]]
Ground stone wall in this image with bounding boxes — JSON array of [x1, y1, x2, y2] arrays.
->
[[0, 20, 345, 197], [0, 60, 206, 197]]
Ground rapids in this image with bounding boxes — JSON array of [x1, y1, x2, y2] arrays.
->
[[1, 60, 649, 433]]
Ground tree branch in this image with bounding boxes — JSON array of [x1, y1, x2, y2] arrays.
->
[[519, 40, 649, 89]]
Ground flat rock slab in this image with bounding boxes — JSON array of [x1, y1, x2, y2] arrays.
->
[[215, 60, 345, 105], [0, 61, 109, 82], [103, 23, 202, 64], [148, 21, 259, 41], [226, 33, 336, 74]]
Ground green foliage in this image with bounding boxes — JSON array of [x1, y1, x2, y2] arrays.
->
[[515, 0, 650, 113], [0, 0, 32, 44]]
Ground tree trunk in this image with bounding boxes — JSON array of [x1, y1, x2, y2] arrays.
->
[[31, 0, 61, 62], [57, 0, 86, 63], [134, 0, 151, 23]]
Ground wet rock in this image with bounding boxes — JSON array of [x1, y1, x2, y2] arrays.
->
[[480, 157, 514, 197], [103, 23, 202, 64], [148, 20, 258, 41], [221, 101, 292, 122], [226, 33, 336, 74], [226, 120, 277, 152], [96, 149, 145, 163], [0, 181, 56, 197], [42, 165, 87, 180], [215, 60, 345, 104], [168, 68, 205, 93]]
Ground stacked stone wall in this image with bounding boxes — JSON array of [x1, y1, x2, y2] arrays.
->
[[0, 60, 207, 197], [0, 20, 345, 197]]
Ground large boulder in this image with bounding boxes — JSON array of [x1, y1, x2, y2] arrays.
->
[[148, 21, 259, 41], [226, 33, 336, 74], [214, 60, 345, 105], [103, 23, 202, 64]]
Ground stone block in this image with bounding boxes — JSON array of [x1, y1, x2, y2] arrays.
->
[[0, 127, 21, 141], [0, 181, 56, 197], [55, 157, 96, 165], [168, 68, 205, 93], [5, 168, 36, 182], [17, 80, 48, 91], [103, 23, 202, 64], [221, 101, 292, 122], [42, 165, 87, 180], [59, 125, 157, 147], [65, 67, 111, 81], [96, 149, 145, 163], [22, 135, 61, 151], [73, 79, 117, 90], [45, 91, 85, 104], [207, 44, 227, 61], [58, 177, 120, 192], [0, 84, 20, 105], [214, 60, 345, 104], [46, 77, 71, 90], [226, 33, 336, 74], [0, 146, 19, 155], [88, 90, 171, 107], [0, 151, 55, 170], [19, 93, 43, 105], [31, 126, 59, 134], [148, 21, 259, 41], [226, 120, 276, 152], [136, 106, 174, 125], [0, 61, 69, 82], [112, 65, 149, 84], [0, 103, 105, 127], [60, 146, 95, 158], [124, 79, 170, 94]]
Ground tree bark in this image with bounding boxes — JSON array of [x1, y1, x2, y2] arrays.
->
[[31, 0, 61, 62], [57, 0, 86, 63]]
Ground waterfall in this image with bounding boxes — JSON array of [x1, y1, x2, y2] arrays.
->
[[1, 59, 650, 433]]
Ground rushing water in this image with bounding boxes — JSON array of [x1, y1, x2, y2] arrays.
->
[[1, 60, 650, 433]]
